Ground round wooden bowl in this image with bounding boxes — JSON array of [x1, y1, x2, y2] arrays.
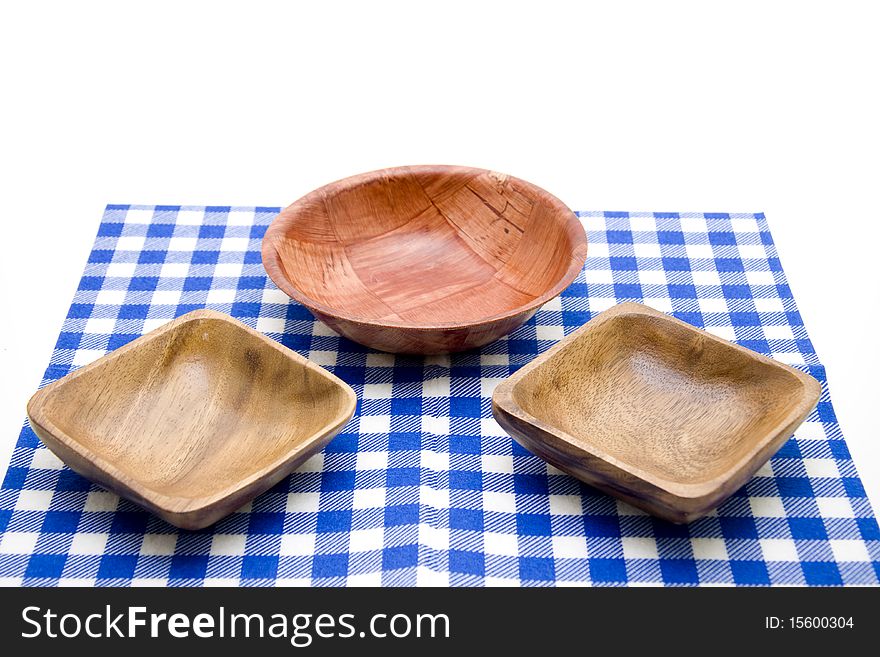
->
[[262, 165, 587, 354]]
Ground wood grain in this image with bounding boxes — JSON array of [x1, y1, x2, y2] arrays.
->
[[262, 165, 587, 354], [27, 309, 356, 530], [492, 303, 821, 523]]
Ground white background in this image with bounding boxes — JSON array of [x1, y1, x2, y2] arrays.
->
[[1, 2, 877, 512]]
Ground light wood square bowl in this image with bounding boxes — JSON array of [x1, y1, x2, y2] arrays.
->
[[27, 310, 356, 529], [262, 165, 587, 354], [492, 303, 821, 523]]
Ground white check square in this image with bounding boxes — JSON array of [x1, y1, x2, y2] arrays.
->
[[638, 270, 667, 285], [416, 566, 450, 586], [357, 451, 388, 470], [309, 350, 337, 366], [106, 262, 138, 278], [350, 527, 385, 552], [286, 492, 320, 512], [587, 269, 614, 284], [755, 297, 785, 312], [69, 533, 108, 555], [483, 491, 516, 513], [685, 244, 714, 259], [353, 487, 386, 509], [549, 495, 582, 516], [84, 491, 118, 512], [255, 315, 286, 333], [629, 215, 656, 232], [705, 325, 737, 341], [420, 449, 448, 471], [587, 242, 609, 258], [536, 325, 565, 341], [802, 458, 839, 478], [85, 317, 117, 334], [174, 210, 205, 225], [622, 537, 658, 560], [691, 538, 729, 560], [142, 318, 168, 332], [214, 262, 244, 277], [830, 540, 870, 562], [588, 297, 617, 312], [72, 349, 106, 367], [295, 454, 324, 474], [122, 209, 154, 223], [261, 287, 289, 304], [168, 237, 198, 252], [95, 289, 127, 305], [366, 353, 395, 368], [422, 415, 449, 435], [159, 262, 190, 278], [421, 485, 449, 509], [745, 270, 776, 285], [543, 296, 563, 311], [0, 532, 39, 554], [15, 490, 53, 511], [679, 216, 708, 233], [363, 383, 392, 398], [691, 270, 721, 286], [141, 533, 179, 556], [764, 325, 795, 340], [312, 322, 339, 337], [730, 217, 759, 232], [482, 454, 513, 474], [760, 538, 799, 562], [634, 243, 661, 258], [698, 298, 728, 313], [29, 449, 63, 470], [226, 211, 258, 226], [484, 532, 519, 556], [152, 290, 182, 305], [480, 417, 507, 436], [749, 496, 786, 518], [280, 534, 316, 556], [419, 525, 449, 550], [552, 536, 588, 558], [360, 415, 390, 434], [480, 377, 505, 398], [220, 237, 251, 253], [816, 497, 854, 518], [795, 421, 826, 441], [739, 245, 766, 259]]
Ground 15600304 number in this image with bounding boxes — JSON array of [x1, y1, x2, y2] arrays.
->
[[790, 617, 854, 629]]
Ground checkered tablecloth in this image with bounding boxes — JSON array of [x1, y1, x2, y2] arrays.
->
[[1, 206, 878, 586]]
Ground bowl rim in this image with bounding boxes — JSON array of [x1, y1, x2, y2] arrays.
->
[[261, 164, 588, 331]]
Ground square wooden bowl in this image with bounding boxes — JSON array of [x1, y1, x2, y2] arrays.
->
[[492, 303, 820, 522], [27, 310, 356, 529]]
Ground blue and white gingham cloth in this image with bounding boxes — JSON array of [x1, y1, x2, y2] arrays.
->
[[0, 206, 877, 586]]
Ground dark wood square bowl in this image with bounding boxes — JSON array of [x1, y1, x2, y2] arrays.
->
[[492, 303, 821, 523], [262, 165, 587, 354]]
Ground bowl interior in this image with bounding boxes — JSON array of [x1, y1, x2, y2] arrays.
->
[[511, 312, 807, 486], [36, 315, 352, 499], [266, 167, 585, 325]]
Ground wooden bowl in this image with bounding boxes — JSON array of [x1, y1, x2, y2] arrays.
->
[[492, 303, 821, 523], [262, 165, 587, 354], [26, 310, 356, 530]]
